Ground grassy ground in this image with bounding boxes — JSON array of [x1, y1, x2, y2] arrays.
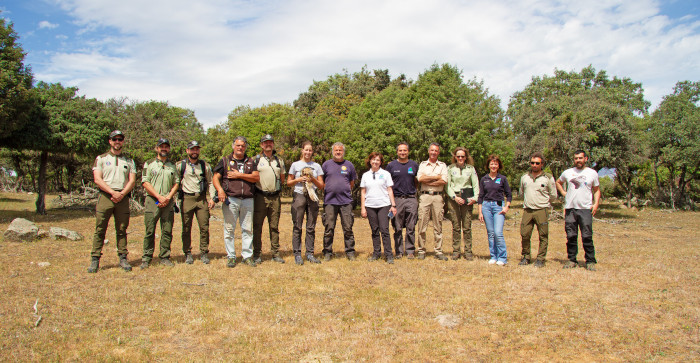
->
[[0, 191, 698, 361]]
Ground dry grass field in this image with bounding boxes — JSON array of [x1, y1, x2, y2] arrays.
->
[[0, 191, 698, 362]]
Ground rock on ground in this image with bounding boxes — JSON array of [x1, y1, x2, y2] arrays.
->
[[49, 227, 84, 241], [3, 218, 39, 242], [435, 314, 461, 328]]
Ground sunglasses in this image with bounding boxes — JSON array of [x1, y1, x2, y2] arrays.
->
[[530, 161, 541, 165], [456, 155, 466, 158], [111, 137, 124, 142]]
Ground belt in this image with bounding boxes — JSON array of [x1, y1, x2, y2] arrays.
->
[[183, 192, 203, 197], [256, 188, 280, 197], [396, 194, 416, 198], [420, 191, 443, 195]]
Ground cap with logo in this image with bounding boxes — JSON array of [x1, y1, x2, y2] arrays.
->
[[187, 140, 200, 149], [260, 134, 274, 143], [109, 130, 124, 139], [157, 138, 170, 146]]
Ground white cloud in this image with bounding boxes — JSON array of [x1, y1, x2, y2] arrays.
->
[[38, 20, 59, 29], [30, 0, 700, 127]]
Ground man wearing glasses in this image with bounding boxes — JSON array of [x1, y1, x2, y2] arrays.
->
[[88, 130, 137, 273], [518, 152, 557, 267]]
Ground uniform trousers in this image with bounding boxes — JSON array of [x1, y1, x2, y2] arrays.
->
[[92, 191, 130, 258], [447, 198, 473, 256], [142, 196, 174, 261], [520, 208, 549, 261], [253, 193, 281, 258], [180, 193, 210, 255], [416, 193, 445, 255]]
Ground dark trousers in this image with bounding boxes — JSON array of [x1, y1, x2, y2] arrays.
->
[[290, 193, 319, 256], [520, 208, 549, 261], [253, 193, 282, 258], [392, 197, 417, 255], [181, 194, 210, 255], [322, 203, 355, 254], [565, 208, 596, 264], [142, 196, 174, 261], [92, 192, 130, 258], [366, 205, 392, 257]]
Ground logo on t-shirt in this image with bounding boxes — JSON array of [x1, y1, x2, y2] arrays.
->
[[408, 167, 414, 174], [495, 178, 501, 184], [105, 161, 111, 166], [570, 175, 587, 189]]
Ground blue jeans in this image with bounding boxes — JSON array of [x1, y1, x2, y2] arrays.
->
[[482, 201, 507, 263], [222, 197, 254, 259]]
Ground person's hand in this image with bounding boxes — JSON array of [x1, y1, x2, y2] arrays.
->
[[592, 203, 599, 216], [208, 200, 215, 209], [389, 206, 397, 217], [227, 170, 240, 179], [467, 198, 476, 206], [300, 176, 309, 183], [218, 191, 227, 205], [361, 207, 367, 218], [455, 196, 465, 205], [499, 205, 509, 215], [479, 213, 484, 223], [111, 190, 124, 203]]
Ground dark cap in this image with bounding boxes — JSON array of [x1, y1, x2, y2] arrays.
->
[[187, 140, 200, 149], [156, 138, 170, 146], [260, 134, 274, 143], [109, 130, 124, 139]]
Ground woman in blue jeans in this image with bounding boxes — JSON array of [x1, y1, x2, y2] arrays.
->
[[477, 155, 512, 265]]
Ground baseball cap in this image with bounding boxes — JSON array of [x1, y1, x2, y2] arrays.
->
[[156, 138, 170, 146], [260, 134, 274, 143], [187, 140, 200, 149], [109, 130, 124, 139]]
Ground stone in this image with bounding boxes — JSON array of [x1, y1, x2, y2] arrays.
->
[[3, 218, 39, 242], [49, 227, 84, 241], [435, 314, 461, 329], [37, 262, 51, 267]]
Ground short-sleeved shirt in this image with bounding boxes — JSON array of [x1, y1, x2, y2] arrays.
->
[[559, 167, 599, 209], [445, 164, 480, 201], [255, 152, 286, 193], [176, 160, 215, 199], [288, 160, 324, 195], [519, 172, 557, 209], [385, 159, 418, 196], [213, 155, 258, 198], [142, 158, 179, 196], [322, 159, 357, 205], [417, 159, 448, 192], [92, 152, 137, 191], [478, 173, 512, 204], [360, 168, 394, 208]]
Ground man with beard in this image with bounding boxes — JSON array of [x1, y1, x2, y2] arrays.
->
[[140, 138, 180, 269], [176, 141, 215, 265], [252, 134, 286, 264], [88, 130, 137, 273], [556, 150, 600, 271], [518, 152, 557, 267]]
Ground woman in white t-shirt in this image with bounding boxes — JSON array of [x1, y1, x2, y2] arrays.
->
[[360, 152, 398, 264], [286, 141, 325, 265]]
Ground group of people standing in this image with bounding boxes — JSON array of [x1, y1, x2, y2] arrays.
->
[[88, 130, 600, 273]]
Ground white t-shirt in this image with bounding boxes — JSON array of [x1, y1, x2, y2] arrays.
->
[[288, 160, 324, 195], [360, 168, 394, 208], [559, 167, 599, 209]]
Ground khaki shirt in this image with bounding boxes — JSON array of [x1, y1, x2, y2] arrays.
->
[[176, 160, 215, 199], [142, 158, 179, 196], [255, 153, 286, 193], [417, 160, 448, 192], [93, 152, 137, 191], [519, 172, 557, 209], [445, 164, 480, 201]]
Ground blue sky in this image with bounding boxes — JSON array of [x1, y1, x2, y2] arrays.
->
[[2, 0, 699, 127]]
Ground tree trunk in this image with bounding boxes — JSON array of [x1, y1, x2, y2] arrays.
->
[[35, 150, 48, 215]]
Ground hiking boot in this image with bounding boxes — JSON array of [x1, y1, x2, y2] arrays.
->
[[295, 255, 304, 265], [243, 258, 257, 267], [534, 260, 545, 268], [87, 257, 100, 273], [435, 253, 448, 261], [185, 253, 194, 265], [394, 254, 402, 260], [416, 253, 426, 260], [346, 252, 357, 261], [323, 253, 333, 262], [367, 254, 380, 262], [160, 258, 174, 267], [227, 258, 236, 268], [407, 254, 415, 260], [307, 254, 321, 264], [519, 257, 530, 266], [563, 261, 578, 269], [253, 256, 262, 265], [586, 262, 597, 271], [451, 252, 461, 260], [140, 260, 150, 270], [201, 253, 210, 265], [386, 256, 395, 264], [463, 253, 474, 261], [272, 256, 285, 264], [118, 254, 132, 272]]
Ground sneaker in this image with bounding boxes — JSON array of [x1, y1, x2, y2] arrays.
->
[[87, 257, 100, 273], [519, 257, 530, 266], [323, 253, 333, 262], [496, 260, 506, 266], [118, 255, 132, 272], [534, 260, 545, 268], [417, 253, 426, 260], [394, 254, 402, 260], [407, 254, 415, 260], [295, 255, 304, 265], [563, 261, 578, 269], [159, 258, 174, 267], [463, 253, 474, 261], [185, 253, 194, 265], [435, 253, 448, 261], [451, 252, 461, 260], [201, 253, 210, 265], [253, 256, 262, 265], [306, 254, 321, 264], [367, 255, 380, 262], [386, 256, 395, 264], [272, 256, 285, 264], [488, 259, 497, 265], [227, 258, 236, 268], [586, 262, 597, 271], [346, 252, 357, 261], [140, 260, 150, 270], [243, 258, 257, 267]]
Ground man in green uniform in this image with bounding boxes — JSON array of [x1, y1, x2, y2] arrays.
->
[[88, 130, 137, 273], [252, 134, 286, 264], [177, 141, 215, 264], [519, 152, 557, 267], [141, 138, 180, 268]]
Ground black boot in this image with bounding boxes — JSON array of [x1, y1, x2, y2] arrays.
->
[[87, 257, 100, 273], [119, 254, 132, 272]]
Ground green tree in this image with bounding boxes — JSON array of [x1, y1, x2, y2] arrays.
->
[[0, 16, 34, 139]]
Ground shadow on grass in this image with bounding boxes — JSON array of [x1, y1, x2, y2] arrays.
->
[[0, 197, 26, 203], [0, 208, 95, 225]]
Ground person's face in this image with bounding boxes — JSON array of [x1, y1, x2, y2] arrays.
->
[[573, 153, 587, 168], [397, 145, 409, 161], [333, 145, 345, 161], [370, 156, 382, 170], [261, 140, 274, 153], [489, 160, 500, 173], [156, 143, 170, 157], [428, 145, 440, 161], [109, 136, 124, 151], [301, 144, 313, 160], [233, 140, 247, 157], [455, 151, 466, 165], [187, 146, 201, 160], [529, 157, 543, 173]]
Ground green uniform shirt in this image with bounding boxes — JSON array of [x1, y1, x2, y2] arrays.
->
[[255, 153, 286, 193], [445, 163, 480, 202], [176, 160, 215, 199], [142, 158, 179, 196], [93, 152, 137, 191], [519, 172, 557, 209]]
